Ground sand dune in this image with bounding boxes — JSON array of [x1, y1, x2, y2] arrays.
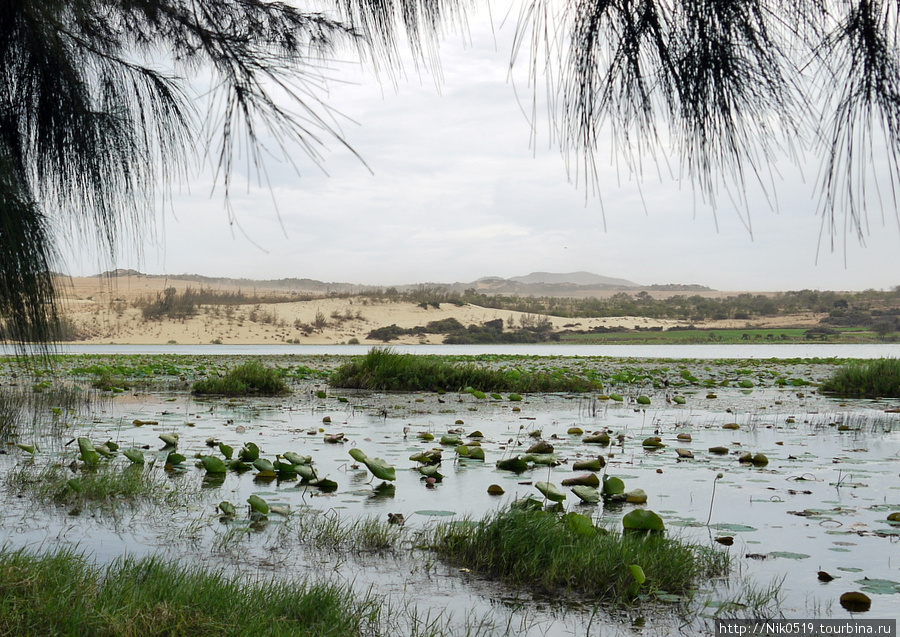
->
[[55, 275, 818, 345]]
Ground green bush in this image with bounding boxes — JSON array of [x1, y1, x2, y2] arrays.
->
[[330, 348, 597, 393], [819, 358, 900, 398], [192, 362, 289, 396]]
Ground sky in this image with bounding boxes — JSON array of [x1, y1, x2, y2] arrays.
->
[[59, 3, 900, 292]]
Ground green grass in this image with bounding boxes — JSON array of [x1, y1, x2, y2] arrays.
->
[[0, 548, 379, 636], [818, 357, 900, 398], [426, 506, 728, 603], [6, 461, 189, 508], [330, 348, 598, 392], [192, 361, 290, 396]]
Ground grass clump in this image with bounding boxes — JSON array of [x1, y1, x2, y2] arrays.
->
[[193, 361, 290, 396], [819, 358, 900, 398], [330, 348, 597, 393], [426, 506, 728, 603], [6, 462, 187, 508], [0, 548, 378, 636]]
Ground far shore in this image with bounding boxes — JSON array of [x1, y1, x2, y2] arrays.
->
[[56, 275, 825, 346]]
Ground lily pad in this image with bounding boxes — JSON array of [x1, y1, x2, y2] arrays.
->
[[571, 485, 600, 503], [349, 448, 396, 481], [768, 551, 810, 560], [415, 510, 456, 517], [535, 481, 566, 502], [855, 578, 900, 595], [622, 509, 665, 532]]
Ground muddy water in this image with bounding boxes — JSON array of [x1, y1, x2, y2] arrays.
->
[[2, 380, 898, 635]]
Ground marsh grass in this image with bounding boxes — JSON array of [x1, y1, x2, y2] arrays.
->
[[6, 461, 193, 508], [0, 384, 99, 440], [330, 348, 597, 392], [818, 358, 900, 397], [193, 361, 290, 396], [0, 547, 379, 636], [426, 507, 728, 604]]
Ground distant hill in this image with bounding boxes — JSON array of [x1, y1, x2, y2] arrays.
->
[[509, 271, 639, 287], [86, 269, 711, 298]]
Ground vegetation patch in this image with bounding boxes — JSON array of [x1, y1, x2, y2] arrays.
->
[[819, 358, 900, 398], [0, 548, 378, 636], [193, 361, 290, 396], [427, 506, 728, 603], [330, 348, 597, 392]]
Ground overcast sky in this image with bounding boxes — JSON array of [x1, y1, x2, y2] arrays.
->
[[60, 3, 900, 292]]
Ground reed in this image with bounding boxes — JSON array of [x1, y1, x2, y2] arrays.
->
[[330, 348, 596, 393], [193, 361, 290, 396], [426, 506, 728, 603], [0, 548, 379, 636], [819, 358, 900, 398]]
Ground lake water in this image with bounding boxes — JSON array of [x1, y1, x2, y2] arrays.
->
[[6, 343, 900, 358]]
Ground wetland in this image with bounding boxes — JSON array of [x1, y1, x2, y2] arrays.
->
[[1, 350, 898, 635]]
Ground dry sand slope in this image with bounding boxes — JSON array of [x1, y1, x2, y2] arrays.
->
[[55, 275, 816, 345]]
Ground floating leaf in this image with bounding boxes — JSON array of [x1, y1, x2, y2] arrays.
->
[[636, 395, 650, 405], [348, 448, 396, 481], [159, 433, 179, 447], [283, 452, 310, 466], [218, 443, 234, 459], [840, 591, 871, 612], [496, 456, 529, 473], [440, 434, 461, 446], [672, 396, 686, 405], [855, 578, 900, 595], [16, 443, 35, 454], [238, 442, 260, 462], [602, 475, 625, 496], [571, 485, 600, 503], [487, 484, 505, 495], [535, 481, 566, 502], [609, 394, 624, 402], [218, 501, 236, 516], [200, 456, 228, 473], [253, 458, 275, 474], [572, 457, 605, 471], [415, 510, 456, 517], [77, 438, 99, 465], [561, 473, 600, 488], [508, 393, 523, 401], [247, 494, 269, 515], [583, 432, 610, 445], [166, 452, 186, 466], [622, 509, 665, 532], [769, 551, 810, 560], [563, 512, 597, 536], [526, 440, 554, 454], [123, 449, 144, 465]]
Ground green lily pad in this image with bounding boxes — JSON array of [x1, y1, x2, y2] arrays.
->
[[535, 481, 566, 502], [855, 578, 900, 595], [415, 510, 456, 517], [710, 523, 757, 533], [571, 485, 601, 504], [622, 509, 665, 532], [200, 456, 228, 473], [247, 494, 269, 515], [349, 448, 396, 481], [768, 551, 810, 560]]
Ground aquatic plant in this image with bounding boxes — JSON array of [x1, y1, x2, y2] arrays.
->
[[0, 548, 379, 636], [330, 347, 596, 392], [192, 361, 290, 396], [426, 506, 728, 603], [819, 358, 900, 398]]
